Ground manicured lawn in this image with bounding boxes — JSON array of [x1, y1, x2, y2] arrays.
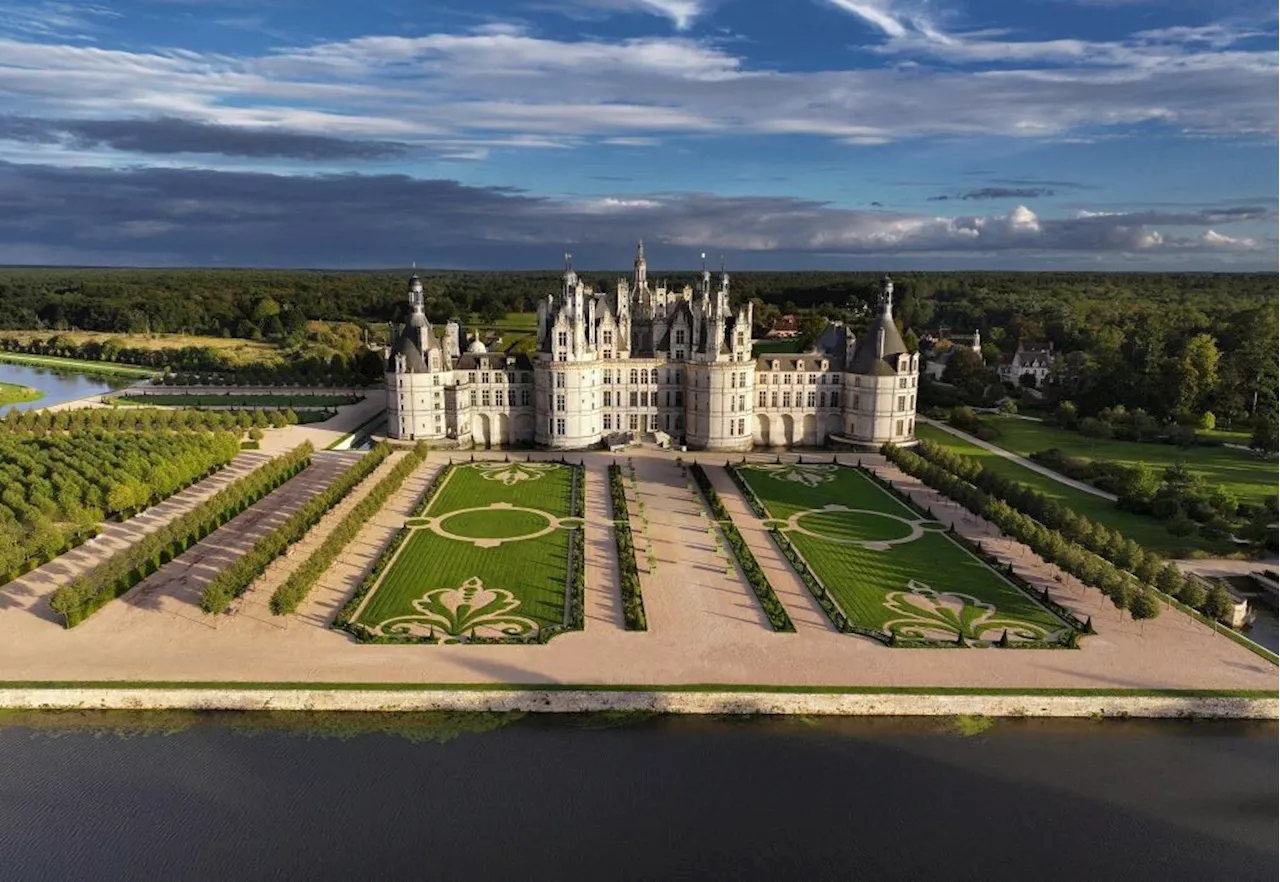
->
[[117, 393, 362, 407], [355, 461, 577, 638], [734, 462, 1070, 642], [0, 381, 42, 407], [916, 424, 1223, 557], [983, 416, 1276, 503]]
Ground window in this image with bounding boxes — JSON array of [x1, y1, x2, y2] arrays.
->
[[730, 397, 735, 413], [771, 391, 778, 408], [629, 369, 638, 384], [852, 394, 859, 409], [468, 372, 476, 384], [739, 394, 745, 412], [521, 389, 531, 406], [819, 391, 827, 408], [809, 374, 817, 385], [896, 419, 904, 436], [675, 390, 683, 407], [482, 390, 491, 407], [629, 391, 638, 407], [899, 377, 908, 388], [556, 394, 566, 412], [603, 330, 613, 345], [784, 374, 792, 385], [482, 372, 490, 384], [675, 414, 684, 431], [556, 373, 566, 388], [640, 391, 649, 407], [508, 390, 516, 406], [737, 418, 745, 435], [558, 331, 568, 348], [603, 391, 612, 407], [740, 372, 747, 387], [467, 391, 474, 406], [629, 414, 638, 430], [909, 395, 915, 410], [650, 368, 658, 384], [507, 372, 515, 384], [604, 350, 612, 360], [558, 418, 566, 435], [782, 392, 792, 407], [807, 391, 816, 407], [898, 396, 906, 410], [602, 371, 611, 384], [831, 391, 840, 407], [675, 349, 685, 361], [759, 390, 767, 407], [797, 361, 805, 372], [433, 375, 440, 386], [604, 414, 612, 430], [675, 329, 686, 344]]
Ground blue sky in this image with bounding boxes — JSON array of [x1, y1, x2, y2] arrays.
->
[[0, 0, 1274, 269]]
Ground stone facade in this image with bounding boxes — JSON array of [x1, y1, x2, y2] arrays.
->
[[386, 244, 919, 450]]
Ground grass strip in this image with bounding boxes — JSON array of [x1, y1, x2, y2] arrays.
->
[[609, 462, 648, 630], [200, 444, 394, 614], [689, 462, 794, 632], [0, 351, 157, 377], [49, 444, 313, 627], [270, 443, 429, 614]]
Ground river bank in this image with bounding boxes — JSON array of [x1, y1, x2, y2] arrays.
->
[[1, 684, 1274, 718]]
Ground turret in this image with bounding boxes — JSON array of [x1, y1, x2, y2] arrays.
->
[[879, 274, 894, 315], [633, 239, 647, 291]]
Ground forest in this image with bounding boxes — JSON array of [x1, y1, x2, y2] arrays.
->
[[0, 266, 1275, 430]]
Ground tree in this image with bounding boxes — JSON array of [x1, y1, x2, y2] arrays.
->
[[1198, 411, 1216, 431], [942, 347, 988, 400], [1203, 584, 1235, 623], [1128, 589, 1161, 628], [1251, 412, 1278, 453], [1177, 576, 1207, 609], [1174, 333, 1220, 416]]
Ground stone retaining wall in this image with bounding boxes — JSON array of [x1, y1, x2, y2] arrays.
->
[[1, 688, 1274, 719]]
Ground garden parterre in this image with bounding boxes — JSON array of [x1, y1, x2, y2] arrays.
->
[[732, 461, 1073, 644], [352, 460, 579, 641]]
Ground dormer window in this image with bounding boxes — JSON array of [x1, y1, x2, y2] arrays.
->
[[797, 360, 805, 371], [771, 361, 779, 371], [821, 360, 829, 371], [558, 331, 568, 348]]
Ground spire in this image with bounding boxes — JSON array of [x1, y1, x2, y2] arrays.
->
[[563, 252, 577, 291], [719, 253, 729, 289], [634, 239, 647, 290], [879, 273, 894, 315]]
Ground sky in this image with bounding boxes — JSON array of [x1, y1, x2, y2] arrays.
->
[[0, 0, 1275, 270]]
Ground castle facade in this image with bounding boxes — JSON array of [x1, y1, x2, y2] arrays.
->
[[386, 243, 918, 450]]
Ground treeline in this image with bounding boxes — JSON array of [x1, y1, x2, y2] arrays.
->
[[200, 444, 395, 614], [49, 444, 313, 627], [0, 405, 310, 435], [0, 431, 241, 580], [272, 443, 429, 615]]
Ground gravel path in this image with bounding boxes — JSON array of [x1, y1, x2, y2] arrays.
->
[[919, 416, 1119, 501]]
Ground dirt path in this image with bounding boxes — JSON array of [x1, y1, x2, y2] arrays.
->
[[229, 451, 408, 629], [88, 451, 364, 630], [582, 461, 626, 632], [0, 452, 273, 622], [919, 416, 1119, 501]]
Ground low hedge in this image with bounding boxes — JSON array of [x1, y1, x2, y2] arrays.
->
[[609, 463, 648, 631], [726, 460, 769, 519], [690, 463, 794, 632], [200, 443, 394, 614], [49, 444, 313, 627], [334, 526, 411, 633], [270, 442, 429, 615]]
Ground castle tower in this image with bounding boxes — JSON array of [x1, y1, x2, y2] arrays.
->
[[634, 239, 647, 291]]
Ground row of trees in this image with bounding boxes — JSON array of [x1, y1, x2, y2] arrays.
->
[[886, 441, 1237, 626], [199, 443, 395, 614], [0, 431, 241, 580], [271, 443, 429, 615], [608, 463, 647, 631], [48, 444, 313, 626], [0, 404, 307, 436]]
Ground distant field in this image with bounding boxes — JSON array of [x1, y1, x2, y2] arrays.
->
[[753, 339, 804, 356], [0, 381, 43, 407], [981, 416, 1276, 503], [0, 331, 282, 366], [0, 352, 158, 377], [355, 461, 578, 640], [116, 393, 363, 408], [734, 462, 1072, 643], [915, 424, 1225, 557]]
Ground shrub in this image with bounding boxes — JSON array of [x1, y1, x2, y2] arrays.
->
[[609, 463, 647, 631]]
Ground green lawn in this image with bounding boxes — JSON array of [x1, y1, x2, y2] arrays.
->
[[116, 393, 362, 407], [983, 416, 1276, 503], [0, 381, 42, 407], [355, 462, 576, 638], [0, 352, 158, 377], [734, 463, 1071, 642], [916, 423, 1223, 557]]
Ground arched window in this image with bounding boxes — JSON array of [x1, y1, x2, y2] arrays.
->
[[650, 368, 658, 384]]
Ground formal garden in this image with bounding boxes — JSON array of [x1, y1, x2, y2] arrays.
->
[[730, 460, 1081, 647], [348, 459, 585, 643]]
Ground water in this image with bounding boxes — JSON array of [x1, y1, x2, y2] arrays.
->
[[0, 360, 135, 413], [0, 712, 1273, 881]]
